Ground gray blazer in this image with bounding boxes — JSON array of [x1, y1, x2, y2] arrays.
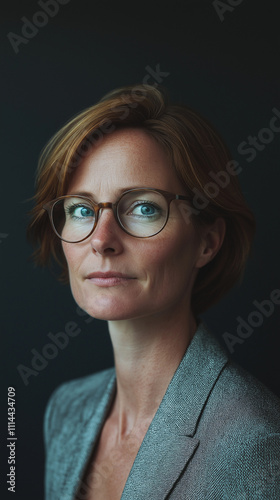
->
[[44, 323, 280, 499]]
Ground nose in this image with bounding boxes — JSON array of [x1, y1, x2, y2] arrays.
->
[[88, 207, 124, 255]]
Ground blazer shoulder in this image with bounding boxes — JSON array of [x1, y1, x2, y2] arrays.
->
[[207, 359, 280, 434], [193, 361, 280, 498], [44, 367, 115, 444], [194, 323, 280, 433], [48, 366, 115, 401]]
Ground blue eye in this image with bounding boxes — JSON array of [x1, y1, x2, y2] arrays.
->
[[139, 204, 156, 215], [66, 204, 95, 220], [79, 206, 93, 217], [131, 202, 160, 218]]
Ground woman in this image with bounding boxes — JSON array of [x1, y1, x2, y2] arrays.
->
[[28, 84, 280, 499]]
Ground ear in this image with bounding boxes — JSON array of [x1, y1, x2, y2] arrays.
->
[[195, 218, 226, 269]]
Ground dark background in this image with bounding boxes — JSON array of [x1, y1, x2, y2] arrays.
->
[[1, 0, 280, 498]]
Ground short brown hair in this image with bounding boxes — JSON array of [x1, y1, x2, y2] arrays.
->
[[27, 84, 255, 315]]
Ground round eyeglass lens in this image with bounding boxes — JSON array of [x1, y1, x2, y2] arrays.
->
[[117, 190, 168, 237], [52, 197, 96, 242]]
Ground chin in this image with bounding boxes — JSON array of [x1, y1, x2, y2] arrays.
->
[[76, 295, 144, 322], [81, 308, 143, 322], [71, 281, 146, 321]]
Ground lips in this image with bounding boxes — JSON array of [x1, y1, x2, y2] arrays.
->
[[85, 272, 135, 287], [86, 272, 133, 279]]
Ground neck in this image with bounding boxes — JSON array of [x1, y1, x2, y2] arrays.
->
[[107, 302, 197, 439]]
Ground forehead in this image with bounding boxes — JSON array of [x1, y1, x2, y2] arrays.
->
[[66, 128, 185, 196]]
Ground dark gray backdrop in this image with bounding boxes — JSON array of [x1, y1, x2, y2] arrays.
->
[[1, 1, 280, 498]]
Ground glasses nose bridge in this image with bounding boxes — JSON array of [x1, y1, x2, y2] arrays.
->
[[95, 201, 117, 224]]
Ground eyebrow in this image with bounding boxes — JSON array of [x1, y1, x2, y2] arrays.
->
[[67, 187, 153, 199], [68, 191, 97, 198]]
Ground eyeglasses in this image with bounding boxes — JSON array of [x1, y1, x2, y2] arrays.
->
[[43, 188, 189, 242]]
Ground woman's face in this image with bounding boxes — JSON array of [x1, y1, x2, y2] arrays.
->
[[62, 128, 206, 321]]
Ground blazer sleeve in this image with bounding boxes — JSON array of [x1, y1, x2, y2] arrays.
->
[[42, 369, 116, 500], [43, 384, 65, 499], [43, 385, 62, 451]]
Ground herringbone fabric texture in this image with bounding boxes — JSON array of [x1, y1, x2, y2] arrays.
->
[[44, 323, 280, 499]]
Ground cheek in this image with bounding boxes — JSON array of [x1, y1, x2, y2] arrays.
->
[[142, 229, 200, 290], [62, 244, 90, 310], [62, 243, 83, 278]]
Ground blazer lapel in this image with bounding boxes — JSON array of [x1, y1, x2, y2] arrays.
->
[[121, 432, 199, 500], [60, 369, 117, 500], [121, 323, 228, 500]]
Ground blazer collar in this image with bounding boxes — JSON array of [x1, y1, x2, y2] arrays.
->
[[68, 323, 228, 500], [121, 322, 229, 499]]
